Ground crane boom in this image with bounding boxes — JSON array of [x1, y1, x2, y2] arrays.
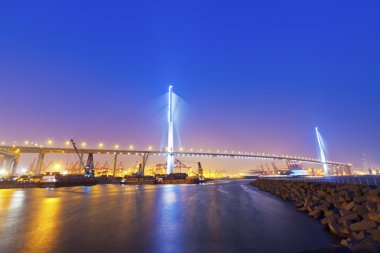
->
[[70, 139, 88, 176]]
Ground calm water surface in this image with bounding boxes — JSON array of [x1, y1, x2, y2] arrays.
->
[[0, 180, 337, 253]]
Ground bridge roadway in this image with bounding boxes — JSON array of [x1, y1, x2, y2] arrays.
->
[[0, 145, 351, 168]]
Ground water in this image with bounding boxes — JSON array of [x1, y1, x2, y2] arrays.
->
[[0, 180, 338, 253]]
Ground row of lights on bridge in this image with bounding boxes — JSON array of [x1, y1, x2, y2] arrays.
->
[[0, 140, 348, 166], [1, 140, 140, 150]]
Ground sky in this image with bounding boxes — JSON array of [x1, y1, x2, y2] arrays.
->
[[0, 0, 379, 171]]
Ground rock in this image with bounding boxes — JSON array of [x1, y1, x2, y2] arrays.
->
[[355, 204, 369, 219], [367, 189, 380, 202], [339, 196, 347, 202], [349, 238, 380, 253], [309, 208, 322, 218], [366, 202, 377, 212], [298, 207, 308, 212], [322, 215, 339, 226], [353, 195, 366, 204], [329, 222, 341, 235], [368, 229, 380, 242], [338, 213, 359, 224], [350, 220, 377, 232], [304, 195, 311, 208], [345, 201, 355, 211], [367, 212, 380, 222], [339, 225, 351, 236], [352, 231, 365, 240], [340, 209, 350, 217], [341, 239, 351, 247], [334, 201, 344, 209], [326, 195, 333, 203]]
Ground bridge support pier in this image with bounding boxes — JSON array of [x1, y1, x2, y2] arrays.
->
[[36, 152, 45, 175], [9, 155, 20, 176], [0, 155, 18, 176], [113, 153, 119, 176], [344, 166, 352, 176], [0, 155, 4, 169], [141, 153, 149, 176]]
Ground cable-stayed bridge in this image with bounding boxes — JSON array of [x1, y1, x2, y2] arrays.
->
[[0, 86, 352, 176]]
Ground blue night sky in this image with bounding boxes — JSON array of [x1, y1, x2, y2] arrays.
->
[[0, 1, 379, 168]]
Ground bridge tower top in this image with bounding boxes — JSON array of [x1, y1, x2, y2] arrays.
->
[[167, 85, 174, 174]]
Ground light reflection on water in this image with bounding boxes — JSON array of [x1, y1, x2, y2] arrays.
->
[[0, 180, 338, 253], [23, 197, 61, 253]]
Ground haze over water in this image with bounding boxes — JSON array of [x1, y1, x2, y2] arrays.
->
[[0, 180, 337, 253]]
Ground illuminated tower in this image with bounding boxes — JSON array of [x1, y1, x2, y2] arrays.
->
[[315, 127, 328, 176], [167, 85, 174, 174]]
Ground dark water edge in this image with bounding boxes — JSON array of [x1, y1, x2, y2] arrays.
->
[[0, 180, 338, 253]]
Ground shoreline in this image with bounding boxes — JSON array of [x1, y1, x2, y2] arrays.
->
[[250, 179, 380, 253]]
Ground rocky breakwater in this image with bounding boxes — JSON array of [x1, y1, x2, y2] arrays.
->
[[250, 179, 380, 253]]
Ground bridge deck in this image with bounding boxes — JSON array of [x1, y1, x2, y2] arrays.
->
[[0, 146, 351, 167]]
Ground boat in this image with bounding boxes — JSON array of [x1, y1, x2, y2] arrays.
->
[[39, 173, 97, 188], [120, 175, 156, 185], [120, 173, 206, 185], [240, 170, 265, 179]]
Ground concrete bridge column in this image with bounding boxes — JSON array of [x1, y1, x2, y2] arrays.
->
[[0, 155, 4, 169], [2, 156, 16, 176], [9, 155, 20, 176], [141, 154, 149, 176], [113, 153, 119, 176], [36, 152, 45, 175], [345, 166, 352, 176]]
